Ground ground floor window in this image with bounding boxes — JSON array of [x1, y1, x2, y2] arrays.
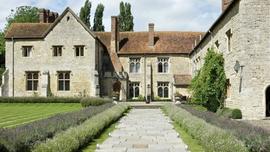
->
[[26, 72, 39, 91], [129, 82, 140, 99], [58, 71, 70, 91], [158, 82, 169, 98]]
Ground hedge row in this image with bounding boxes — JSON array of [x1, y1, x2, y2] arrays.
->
[[0, 103, 114, 152], [80, 97, 112, 107], [33, 103, 129, 152], [180, 105, 270, 152], [163, 104, 248, 152], [0, 97, 82, 103]]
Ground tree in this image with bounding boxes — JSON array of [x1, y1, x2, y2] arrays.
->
[[6, 6, 39, 30], [190, 48, 227, 112], [79, 0, 91, 28], [0, 32, 4, 55], [119, 2, 134, 31], [93, 4, 105, 31]]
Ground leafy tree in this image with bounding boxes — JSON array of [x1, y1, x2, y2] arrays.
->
[[0, 32, 4, 55], [6, 6, 39, 30], [93, 4, 105, 31], [190, 48, 227, 112], [80, 0, 91, 28], [119, 1, 134, 31]]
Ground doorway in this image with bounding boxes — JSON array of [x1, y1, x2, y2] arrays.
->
[[266, 86, 270, 117]]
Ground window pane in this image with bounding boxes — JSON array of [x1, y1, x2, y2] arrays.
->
[[33, 73, 38, 79], [59, 50, 62, 56], [80, 49, 84, 56], [135, 87, 139, 97], [64, 73, 70, 79], [130, 63, 135, 73], [27, 81, 32, 90], [158, 87, 163, 97], [164, 62, 168, 73], [27, 73, 32, 79], [136, 63, 140, 73], [164, 87, 169, 98], [76, 48, 80, 56], [59, 80, 64, 90], [158, 63, 163, 73], [58, 73, 64, 79], [33, 81, 38, 91], [65, 81, 70, 91]]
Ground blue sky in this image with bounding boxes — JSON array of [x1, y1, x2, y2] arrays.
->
[[0, 0, 222, 32]]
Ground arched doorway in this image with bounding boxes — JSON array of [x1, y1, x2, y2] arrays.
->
[[113, 81, 121, 93], [266, 86, 270, 117]]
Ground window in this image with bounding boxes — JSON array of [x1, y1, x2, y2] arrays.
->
[[129, 82, 140, 99], [75, 46, 84, 57], [58, 72, 70, 91], [22, 46, 32, 57], [129, 58, 140, 73], [215, 40, 220, 49], [158, 82, 169, 98], [53, 46, 62, 56], [26, 72, 39, 91], [226, 29, 232, 52], [158, 58, 169, 73]]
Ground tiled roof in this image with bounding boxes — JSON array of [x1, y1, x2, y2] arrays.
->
[[95, 32, 203, 55], [174, 75, 192, 86], [5, 23, 51, 39]]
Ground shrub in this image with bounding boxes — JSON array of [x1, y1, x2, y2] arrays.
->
[[80, 97, 112, 107], [0, 97, 82, 103], [163, 104, 248, 152], [0, 103, 113, 152], [32, 104, 129, 152], [231, 109, 242, 119], [217, 108, 242, 119], [181, 104, 270, 152]]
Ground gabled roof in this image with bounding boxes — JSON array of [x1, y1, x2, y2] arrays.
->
[[95, 31, 203, 55], [174, 75, 192, 86], [5, 7, 96, 39]]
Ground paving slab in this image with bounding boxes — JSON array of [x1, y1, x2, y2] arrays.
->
[[96, 109, 188, 152]]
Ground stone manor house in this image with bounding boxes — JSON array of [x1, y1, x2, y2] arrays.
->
[[1, 0, 270, 119]]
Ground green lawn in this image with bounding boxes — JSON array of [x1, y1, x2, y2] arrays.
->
[[0, 103, 81, 128]]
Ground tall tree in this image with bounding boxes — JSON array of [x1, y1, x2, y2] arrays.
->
[[6, 6, 39, 30], [80, 0, 91, 28], [119, 2, 134, 31], [0, 32, 4, 55], [93, 4, 105, 31]]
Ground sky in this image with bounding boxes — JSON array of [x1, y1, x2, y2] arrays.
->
[[0, 0, 222, 32]]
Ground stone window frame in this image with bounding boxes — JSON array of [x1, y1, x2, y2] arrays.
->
[[25, 71, 39, 91], [129, 82, 140, 99], [157, 57, 169, 73], [52, 45, 63, 57], [129, 57, 141, 74], [74, 45, 85, 57], [226, 29, 232, 52], [157, 82, 169, 98], [57, 71, 71, 91], [22, 46, 33, 57]]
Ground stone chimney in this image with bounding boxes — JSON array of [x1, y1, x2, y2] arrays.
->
[[148, 23, 155, 47], [111, 16, 120, 53], [39, 8, 58, 23], [222, 0, 233, 12]]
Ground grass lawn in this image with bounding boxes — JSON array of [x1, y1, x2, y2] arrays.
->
[[0, 103, 81, 128]]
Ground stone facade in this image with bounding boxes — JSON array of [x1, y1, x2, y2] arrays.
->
[[191, 0, 270, 119]]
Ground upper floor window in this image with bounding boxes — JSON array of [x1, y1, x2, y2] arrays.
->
[[53, 46, 63, 57], [58, 71, 70, 91], [75, 46, 84, 57], [158, 57, 169, 73], [157, 82, 169, 98], [22, 46, 32, 57], [226, 29, 232, 52], [26, 71, 39, 91], [129, 82, 140, 99], [129, 57, 140, 73]]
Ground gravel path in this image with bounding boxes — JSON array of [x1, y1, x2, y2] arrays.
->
[[96, 109, 188, 152]]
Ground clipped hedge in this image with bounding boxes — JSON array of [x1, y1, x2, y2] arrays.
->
[[33, 104, 129, 152], [0, 103, 114, 152], [0, 97, 82, 103], [80, 97, 112, 107], [163, 104, 248, 152], [217, 108, 242, 119], [181, 104, 270, 152]]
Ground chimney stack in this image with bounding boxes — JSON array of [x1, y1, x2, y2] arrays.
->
[[111, 16, 120, 53], [39, 8, 58, 23], [148, 23, 155, 47], [222, 0, 233, 12]]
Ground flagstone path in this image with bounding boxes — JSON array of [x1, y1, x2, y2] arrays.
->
[[96, 109, 188, 152]]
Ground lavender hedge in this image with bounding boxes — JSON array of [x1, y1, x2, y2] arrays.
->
[[0, 103, 114, 152], [180, 104, 270, 152]]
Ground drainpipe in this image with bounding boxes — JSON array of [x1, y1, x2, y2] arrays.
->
[[12, 37, 15, 97], [144, 53, 146, 100]]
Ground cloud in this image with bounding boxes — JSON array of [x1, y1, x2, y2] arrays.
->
[[0, 0, 221, 32]]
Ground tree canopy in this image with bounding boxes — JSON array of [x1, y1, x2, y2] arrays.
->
[[93, 4, 105, 31], [79, 0, 91, 28], [190, 48, 227, 112], [119, 1, 134, 31]]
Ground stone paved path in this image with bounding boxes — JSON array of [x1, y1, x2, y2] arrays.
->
[[96, 109, 187, 152]]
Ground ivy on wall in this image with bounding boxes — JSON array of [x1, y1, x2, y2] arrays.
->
[[190, 48, 227, 112]]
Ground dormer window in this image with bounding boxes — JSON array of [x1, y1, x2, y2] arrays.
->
[[75, 46, 84, 57], [22, 46, 32, 57], [53, 46, 62, 57]]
